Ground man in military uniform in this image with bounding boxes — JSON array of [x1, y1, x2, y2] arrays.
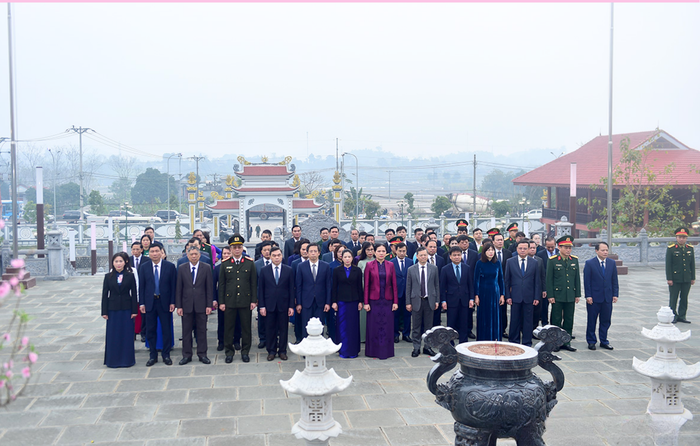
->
[[487, 227, 500, 240], [455, 219, 474, 243], [386, 235, 403, 261], [546, 235, 580, 352], [503, 223, 518, 251], [218, 234, 257, 363], [666, 227, 695, 324]]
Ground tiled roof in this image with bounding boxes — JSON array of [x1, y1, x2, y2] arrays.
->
[[237, 165, 291, 176]]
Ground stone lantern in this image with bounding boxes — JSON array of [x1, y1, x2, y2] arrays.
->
[[633, 306, 700, 444], [280, 318, 352, 446]]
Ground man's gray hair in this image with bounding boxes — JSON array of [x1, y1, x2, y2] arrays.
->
[[187, 246, 201, 253]]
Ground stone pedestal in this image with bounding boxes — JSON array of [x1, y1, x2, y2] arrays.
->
[[45, 230, 69, 281]]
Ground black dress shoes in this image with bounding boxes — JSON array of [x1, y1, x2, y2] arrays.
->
[[677, 318, 691, 324], [560, 345, 577, 352], [411, 349, 420, 357], [423, 347, 436, 356], [179, 357, 192, 365], [267, 353, 276, 361], [571, 335, 576, 340], [599, 344, 614, 350], [140, 334, 146, 343], [258, 341, 266, 349], [279, 353, 288, 361], [146, 358, 158, 367], [394, 336, 400, 344], [199, 356, 211, 364], [163, 357, 173, 366], [225, 356, 233, 363], [242, 354, 250, 363], [403, 335, 412, 343], [467, 332, 476, 339], [234, 343, 242, 351], [588, 344, 596, 350], [217, 344, 224, 351]]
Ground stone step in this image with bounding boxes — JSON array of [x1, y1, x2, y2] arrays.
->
[[617, 266, 628, 275], [614, 259, 624, 267], [3, 271, 31, 281], [608, 254, 619, 260], [21, 277, 37, 289], [5, 266, 22, 274]]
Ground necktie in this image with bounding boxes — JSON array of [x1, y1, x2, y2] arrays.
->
[[400, 260, 404, 272], [430, 256, 434, 265], [456, 265, 461, 282], [312, 263, 317, 281], [498, 251, 502, 264], [154, 264, 160, 295], [192, 266, 196, 284], [521, 258, 526, 275], [265, 260, 269, 267], [135, 257, 139, 270], [421, 266, 427, 297], [601, 261, 606, 275], [275, 266, 279, 284], [463, 252, 467, 264]]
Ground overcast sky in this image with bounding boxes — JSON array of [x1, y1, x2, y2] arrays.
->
[[0, 2, 697, 162]]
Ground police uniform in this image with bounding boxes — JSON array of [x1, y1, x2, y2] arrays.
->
[[503, 223, 518, 251], [219, 234, 257, 361], [546, 235, 580, 350], [666, 228, 695, 323]]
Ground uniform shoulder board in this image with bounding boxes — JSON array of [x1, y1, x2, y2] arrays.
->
[[570, 255, 578, 259], [549, 255, 557, 260], [668, 243, 676, 248], [244, 256, 254, 261]]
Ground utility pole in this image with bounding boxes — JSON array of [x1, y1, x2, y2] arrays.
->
[[387, 171, 392, 200], [335, 138, 339, 171], [606, 4, 614, 248], [473, 154, 477, 218], [7, 4, 19, 257], [67, 125, 92, 221], [189, 156, 205, 222]]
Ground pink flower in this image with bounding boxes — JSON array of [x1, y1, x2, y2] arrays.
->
[[5, 370, 12, 379], [9, 277, 19, 287], [21, 337, 29, 347], [28, 352, 38, 364], [2, 333, 10, 342], [11, 258, 24, 268], [14, 287, 21, 297], [21, 367, 31, 379], [0, 219, 4, 229], [18, 270, 26, 280], [0, 282, 10, 297], [0, 380, 4, 388]]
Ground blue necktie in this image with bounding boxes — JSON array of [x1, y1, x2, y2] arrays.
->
[[154, 264, 160, 295], [455, 265, 461, 282], [275, 266, 280, 284], [521, 258, 525, 276], [601, 261, 605, 275], [192, 266, 196, 284]]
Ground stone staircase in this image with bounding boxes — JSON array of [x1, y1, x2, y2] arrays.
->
[[608, 253, 628, 275], [1, 266, 37, 289]]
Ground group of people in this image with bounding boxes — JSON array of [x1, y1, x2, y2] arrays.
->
[[101, 218, 636, 368]]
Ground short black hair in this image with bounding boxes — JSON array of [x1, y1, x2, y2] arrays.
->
[[384, 228, 395, 235], [307, 243, 320, 252], [319, 227, 329, 234], [545, 236, 556, 243], [595, 241, 609, 250], [515, 231, 526, 238], [395, 242, 406, 250], [329, 226, 339, 231], [260, 240, 273, 248], [493, 233, 504, 242], [473, 228, 482, 234], [414, 228, 424, 234], [516, 240, 530, 248], [456, 235, 470, 243], [145, 226, 154, 232], [416, 246, 427, 255], [359, 231, 367, 237], [291, 224, 301, 231], [262, 229, 272, 236], [449, 246, 462, 255], [269, 246, 282, 255], [150, 241, 164, 251], [330, 238, 343, 247], [131, 241, 142, 248], [374, 243, 387, 252], [397, 226, 407, 232]]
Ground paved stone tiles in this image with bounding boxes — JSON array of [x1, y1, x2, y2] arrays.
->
[[0, 265, 699, 445]]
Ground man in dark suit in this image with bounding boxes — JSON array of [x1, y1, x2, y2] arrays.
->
[[456, 234, 478, 338], [504, 240, 541, 346], [177, 238, 211, 267], [322, 226, 341, 254], [295, 243, 331, 338], [138, 241, 177, 367], [391, 242, 413, 343], [318, 228, 330, 253], [290, 239, 311, 343], [529, 240, 547, 330], [493, 233, 512, 338], [284, 224, 303, 262], [425, 239, 446, 328], [508, 231, 527, 255], [219, 234, 257, 363], [254, 230, 272, 260], [406, 247, 440, 357], [346, 229, 362, 255], [469, 228, 484, 253], [441, 246, 476, 344], [258, 246, 295, 361], [406, 228, 424, 259], [175, 245, 213, 365], [131, 241, 146, 342], [536, 236, 558, 325], [254, 241, 274, 349], [584, 242, 619, 350]]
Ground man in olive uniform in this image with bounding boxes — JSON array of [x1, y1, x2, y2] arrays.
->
[[386, 236, 403, 261], [455, 219, 474, 243], [219, 234, 257, 363], [666, 227, 695, 324], [546, 235, 580, 352], [503, 223, 518, 251]]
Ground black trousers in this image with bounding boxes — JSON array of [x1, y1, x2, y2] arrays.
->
[[224, 307, 252, 355], [301, 302, 324, 338], [145, 303, 173, 360], [218, 308, 241, 345], [446, 304, 471, 344], [509, 302, 534, 346], [265, 309, 290, 354], [182, 311, 207, 358]]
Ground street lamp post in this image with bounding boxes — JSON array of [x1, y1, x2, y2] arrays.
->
[[342, 152, 359, 218], [397, 199, 407, 226], [121, 202, 132, 240], [166, 153, 182, 223], [48, 148, 61, 229]]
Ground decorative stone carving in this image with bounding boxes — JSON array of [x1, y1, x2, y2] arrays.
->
[[297, 215, 349, 243], [424, 325, 569, 446], [280, 318, 352, 446]]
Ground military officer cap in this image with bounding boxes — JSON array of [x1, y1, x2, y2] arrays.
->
[[389, 235, 404, 245], [675, 228, 689, 236], [228, 234, 245, 246], [507, 223, 519, 232], [456, 219, 469, 228], [487, 228, 500, 236], [556, 235, 574, 246]]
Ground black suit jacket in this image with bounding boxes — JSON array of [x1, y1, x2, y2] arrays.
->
[[503, 256, 542, 304], [331, 265, 364, 303], [258, 263, 295, 312], [101, 271, 138, 315], [138, 259, 178, 311], [284, 238, 300, 262], [175, 261, 213, 313], [495, 249, 512, 275]]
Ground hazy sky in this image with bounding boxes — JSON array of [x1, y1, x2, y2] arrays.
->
[[0, 2, 697, 162]]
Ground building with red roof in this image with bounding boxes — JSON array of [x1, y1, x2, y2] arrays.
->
[[513, 130, 700, 236]]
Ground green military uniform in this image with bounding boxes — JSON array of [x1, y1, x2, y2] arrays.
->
[[546, 236, 581, 347], [455, 219, 473, 243], [200, 243, 215, 267], [503, 223, 518, 251], [219, 235, 257, 358], [666, 228, 695, 322]]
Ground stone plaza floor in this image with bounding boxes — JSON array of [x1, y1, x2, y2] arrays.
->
[[1, 265, 699, 446]]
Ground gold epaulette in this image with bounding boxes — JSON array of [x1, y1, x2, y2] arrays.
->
[[244, 256, 254, 261], [549, 255, 558, 260], [668, 243, 677, 248], [570, 255, 578, 259]]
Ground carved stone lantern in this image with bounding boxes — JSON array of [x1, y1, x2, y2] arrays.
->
[[633, 306, 700, 444], [280, 317, 352, 446]]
